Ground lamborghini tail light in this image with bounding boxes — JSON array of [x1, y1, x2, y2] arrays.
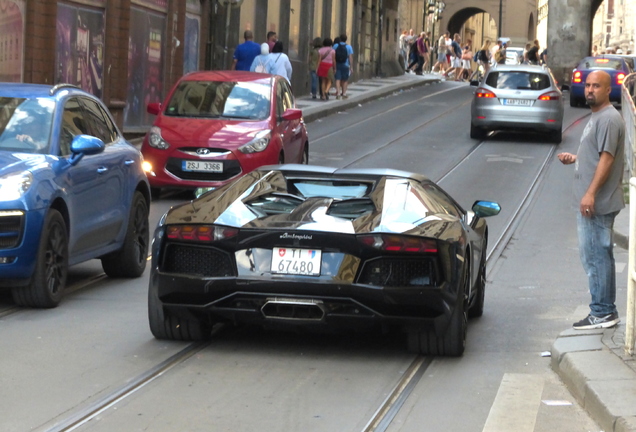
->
[[358, 234, 437, 253], [165, 225, 238, 242]]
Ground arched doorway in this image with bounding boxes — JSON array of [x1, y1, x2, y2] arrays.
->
[[446, 8, 497, 50], [527, 13, 535, 41]]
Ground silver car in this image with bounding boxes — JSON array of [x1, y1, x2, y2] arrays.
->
[[470, 64, 564, 143]]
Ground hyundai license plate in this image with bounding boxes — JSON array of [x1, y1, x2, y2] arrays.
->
[[182, 160, 223, 172], [503, 99, 532, 106], [271, 247, 321, 276]]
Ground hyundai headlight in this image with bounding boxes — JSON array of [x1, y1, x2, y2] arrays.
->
[[148, 126, 170, 150], [0, 172, 33, 201], [239, 130, 271, 154]]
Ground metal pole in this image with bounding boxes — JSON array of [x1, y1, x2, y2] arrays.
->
[[223, 2, 231, 69], [377, 0, 383, 77], [498, 0, 502, 39], [627, 177, 636, 355]]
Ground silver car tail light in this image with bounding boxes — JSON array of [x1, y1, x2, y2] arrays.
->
[[538, 91, 560, 101]]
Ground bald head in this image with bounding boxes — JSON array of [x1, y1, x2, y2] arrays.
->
[[585, 70, 612, 110]]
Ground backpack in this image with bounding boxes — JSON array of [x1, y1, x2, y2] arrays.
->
[[473, 51, 479, 62], [254, 57, 269, 73], [495, 49, 505, 64], [335, 43, 348, 64], [452, 41, 462, 57]]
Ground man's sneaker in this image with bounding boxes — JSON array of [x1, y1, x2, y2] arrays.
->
[[573, 312, 620, 330]]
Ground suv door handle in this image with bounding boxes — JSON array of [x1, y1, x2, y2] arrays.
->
[[97, 167, 108, 174], [124, 159, 135, 165]]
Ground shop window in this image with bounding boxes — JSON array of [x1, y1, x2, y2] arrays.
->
[[55, 3, 105, 98], [124, 7, 166, 130]]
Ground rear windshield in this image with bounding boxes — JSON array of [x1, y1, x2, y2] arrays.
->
[[290, 180, 373, 200], [165, 80, 271, 120], [577, 58, 625, 70], [485, 72, 551, 90]]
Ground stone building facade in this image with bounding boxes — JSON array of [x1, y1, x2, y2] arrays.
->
[[1, 0, 404, 135]]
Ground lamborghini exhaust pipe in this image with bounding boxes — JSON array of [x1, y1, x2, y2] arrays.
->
[[261, 298, 326, 321]]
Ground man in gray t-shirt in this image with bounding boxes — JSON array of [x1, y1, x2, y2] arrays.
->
[[557, 70, 625, 330]]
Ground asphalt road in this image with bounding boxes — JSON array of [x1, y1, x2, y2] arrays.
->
[[0, 82, 620, 432]]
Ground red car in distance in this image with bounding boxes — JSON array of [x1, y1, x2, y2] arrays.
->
[[141, 71, 309, 196]]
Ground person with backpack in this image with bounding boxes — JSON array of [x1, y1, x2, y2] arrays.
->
[[443, 34, 463, 79], [333, 34, 354, 99], [250, 43, 274, 74], [495, 43, 507, 64]]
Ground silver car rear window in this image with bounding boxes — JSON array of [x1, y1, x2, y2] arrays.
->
[[485, 72, 551, 90]]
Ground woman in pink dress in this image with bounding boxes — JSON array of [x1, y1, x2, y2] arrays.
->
[[317, 38, 335, 100]]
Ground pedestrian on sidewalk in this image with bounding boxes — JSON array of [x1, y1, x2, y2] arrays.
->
[[308, 37, 322, 99], [557, 70, 625, 330], [270, 41, 292, 83], [333, 34, 353, 99], [457, 40, 473, 81], [443, 34, 462, 79], [317, 38, 335, 100], [406, 35, 420, 73], [432, 32, 449, 74], [266, 31, 277, 53], [399, 30, 409, 70], [231, 30, 261, 71], [526, 40, 540, 65], [250, 43, 274, 74]]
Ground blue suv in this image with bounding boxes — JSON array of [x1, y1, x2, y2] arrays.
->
[[0, 83, 150, 308]]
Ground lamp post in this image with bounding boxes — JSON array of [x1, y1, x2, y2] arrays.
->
[[498, 0, 502, 39]]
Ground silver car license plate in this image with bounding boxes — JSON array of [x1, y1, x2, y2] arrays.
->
[[503, 99, 533, 106]]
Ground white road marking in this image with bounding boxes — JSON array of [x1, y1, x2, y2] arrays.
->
[[481, 373, 544, 432]]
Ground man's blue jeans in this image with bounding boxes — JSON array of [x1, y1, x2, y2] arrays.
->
[[310, 71, 318, 97], [576, 210, 619, 316]]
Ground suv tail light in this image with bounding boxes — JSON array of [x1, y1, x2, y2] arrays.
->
[[538, 91, 560, 101], [165, 225, 238, 242], [476, 88, 496, 98], [617, 73, 626, 85], [572, 70, 582, 83], [358, 234, 437, 253]]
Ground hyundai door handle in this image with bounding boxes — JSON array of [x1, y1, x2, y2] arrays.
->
[[97, 167, 108, 174]]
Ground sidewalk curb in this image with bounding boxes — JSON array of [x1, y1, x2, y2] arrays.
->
[[552, 328, 636, 432], [300, 76, 441, 124]]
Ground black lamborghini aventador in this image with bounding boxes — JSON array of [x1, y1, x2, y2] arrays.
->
[[148, 165, 500, 356]]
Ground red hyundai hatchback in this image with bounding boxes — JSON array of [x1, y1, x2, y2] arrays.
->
[[141, 71, 309, 195]]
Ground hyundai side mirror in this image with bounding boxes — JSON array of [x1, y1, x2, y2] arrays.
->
[[147, 102, 162, 115]]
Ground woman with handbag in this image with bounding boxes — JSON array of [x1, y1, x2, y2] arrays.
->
[[317, 38, 335, 100]]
